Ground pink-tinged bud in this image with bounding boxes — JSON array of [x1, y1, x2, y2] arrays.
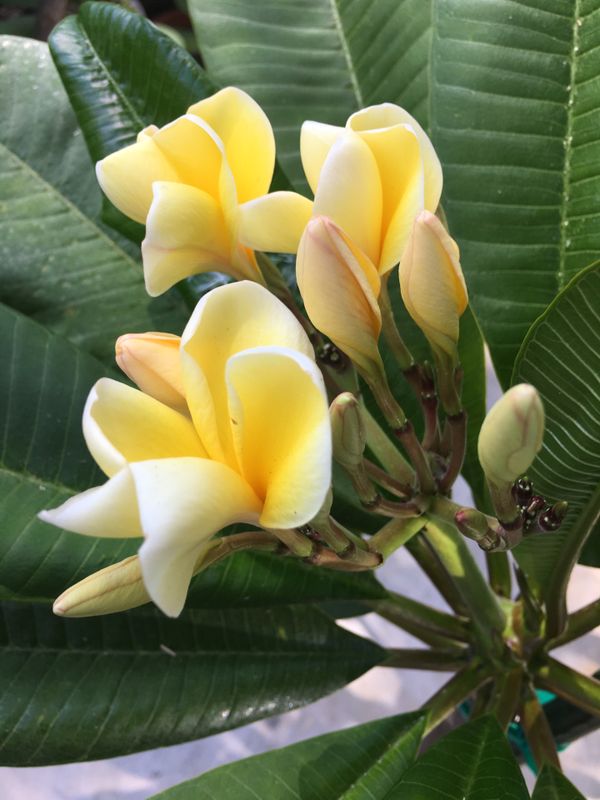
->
[[478, 384, 545, 485], [399, 211, 468, 359], [297, 216, 384, 380], [115, 332, 186, 411]]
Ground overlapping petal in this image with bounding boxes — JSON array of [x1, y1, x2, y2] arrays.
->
[[134, 458, 262, 617], [83, 378, 205, 477], [238, 191, 313, 253], [188, 87, 275, 203], [226, 348, 331, 527], [181, 281, 314, 463]]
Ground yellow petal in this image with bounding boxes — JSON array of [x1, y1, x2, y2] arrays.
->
[[296, 217, 383, 378], [300, 120, 344, 195], [95, 137, 179, 224], [238, 192, 313, 253], [38, 467, 142, 538], [312, 133, 382, 266], [83, 378, 205, 477], [399, 211, 468, 357], [348, 124, 424, 273], [348, 103, 443, 212], [133, 458, 261, 616], [115, 332, 186, 412], [151, 114, 223, 199], [53, 555, 150, 617], [188, 87, 275, 203], [141, 181, 231, 296], [181, 281, 314, 464], [226, 348, 331, 528]]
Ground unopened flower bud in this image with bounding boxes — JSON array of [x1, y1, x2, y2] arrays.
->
[[297, 216, 384, 381], [399, 211, 468, 359], [115, 332, 186, 411], [53, 556, 150, 617], [330, 392, 366, 471], [478, 384, 545, 485]]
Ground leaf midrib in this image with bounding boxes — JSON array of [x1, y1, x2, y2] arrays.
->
[[558, 0, 582, 291], [327, 0, 364, 107]]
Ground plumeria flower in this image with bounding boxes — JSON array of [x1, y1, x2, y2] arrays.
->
[[97, 87, 311, 296], [39, 282, 332, 617], [291, 104, 442, 376]]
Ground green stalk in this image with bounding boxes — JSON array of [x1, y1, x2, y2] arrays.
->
[[382, 648, 468, 672], [536, 657, 600, 717], [361, 402, 415, 482], [486, 552, 512, 598], [422, 661, 494, 734], [406, 533, 469, 617], [520, 684, 561, 770], [423, 519, 506, 656], [373, 592, 470, 643], [368, 517, 426, 559], [549, 597, 600, 648], [379, 275, 414, 370]]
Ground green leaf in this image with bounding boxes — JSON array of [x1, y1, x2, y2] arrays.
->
[[188, 0, 433, 189], [0, 35, 189, 365], [512, 264, 600, 597], [431, 0, 600, 386], [150, 712, 425, 799], [0, 600, 384, 765], [532, 765, 585, 800], [49, 1, 213, 241], [0, 302, 386, 608], [391, 715, 529, 800]]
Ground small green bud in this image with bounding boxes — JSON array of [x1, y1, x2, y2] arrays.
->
[[330, 392, 366, 471], [478, 384, 545, 485]]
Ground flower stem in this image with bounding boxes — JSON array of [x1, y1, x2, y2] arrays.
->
[[395, 420, 436, 495], [382, 648, 468, 671], [438, 411, 467, 492], [536, 657, 600, 718], [360, 402, 415, 482], [406, 532, 469, 617], [548, 597, 600, 648], [379, 274, 414, 370], [368, 516, 427, 559]]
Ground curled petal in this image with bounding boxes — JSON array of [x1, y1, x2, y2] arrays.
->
[[181, 281, 314, 463], [312, 133, 382, 267], [238, 191, 313, 253], [115, 332, 186, 412], [348, 103, 442, 212], [226, 348, 331, 528], [38, 467, 142, 538], [188, 87, 275, 203], [133, 458, 261, 616], [300, 120, 344, 194], [296, 217, 383, 378], [141, 181, 231, 296], [83, 378, 205, 477]]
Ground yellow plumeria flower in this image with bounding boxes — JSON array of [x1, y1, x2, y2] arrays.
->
[[97, 87, 311, 296], [400, 211, 468, 360], [40, 282, 332, 617], [300, 103, 443, 274]]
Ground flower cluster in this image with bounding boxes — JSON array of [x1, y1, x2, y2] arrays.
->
[[41, 87, 550, 618]]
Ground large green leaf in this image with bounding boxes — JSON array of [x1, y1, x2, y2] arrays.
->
[[390, 715, 529, 800], [150, 712, 425, 799], [0, 35, 189, 364], [532, 765, 586, 800], [49, 1, 213, 242], [0, 301, 386, 608], [512, 264, 600, 598], [431, 0, 600, 386], [188, 0, 433, 189], [0, 600, 384, 765]]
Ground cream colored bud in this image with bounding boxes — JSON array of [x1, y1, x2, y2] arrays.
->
[[330, 392, 366, 470], [399, 211, 468, 359], [478, 384, 545, 485], [115, 332, 186, 411], [53, 556, 150, 618]]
